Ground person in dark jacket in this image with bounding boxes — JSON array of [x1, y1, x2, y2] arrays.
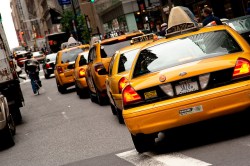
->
[[24, 53, 41, 95], [158, 23, 168, 36], [202, 7, 223, 26]]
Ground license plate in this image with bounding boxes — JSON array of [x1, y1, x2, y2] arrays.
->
[[179, 105, 203, 116], [175, 79, 199, 95], [144, 90, 157, 100]]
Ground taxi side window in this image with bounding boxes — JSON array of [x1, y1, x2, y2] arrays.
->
[[108, 55, 115, 76], [118, 54, 126, 73], [79, 55, 87, 66], [100, 46, 108, 58]]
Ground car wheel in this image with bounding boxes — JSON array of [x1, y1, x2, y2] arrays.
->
[[56, 80, 66, 94], [1, 121, 15, 148], [110, 103, 117, 115], [96, 90, 105, 106], [44, 72, 50, 79], [131, 133, 155, 153], [10, 106, 22, 125], [75, 83, 80, 95], [116, 107, 124, 124], [9, 114, 16, 136]]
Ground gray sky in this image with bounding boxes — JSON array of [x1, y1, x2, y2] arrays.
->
[[0, 0, 19, 49]]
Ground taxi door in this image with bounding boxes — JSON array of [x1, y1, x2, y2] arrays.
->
[[106, 55, 116, 105], [86, 47, 96, 93]]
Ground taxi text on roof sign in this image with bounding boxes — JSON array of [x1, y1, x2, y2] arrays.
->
[[130, 33, 155, 45], [166, 6, 200, 37]]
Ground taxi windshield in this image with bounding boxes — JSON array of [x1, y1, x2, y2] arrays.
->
[[228, 16, 250, 34], [61, 48, 83, 63], [133, 30, 242, 78], [118, 48, 140, 73]]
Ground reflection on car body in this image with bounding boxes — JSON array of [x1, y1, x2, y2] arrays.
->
[[122, 6, 250, 153]]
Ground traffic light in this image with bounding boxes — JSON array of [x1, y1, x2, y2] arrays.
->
[[89, 0, 95, 3]]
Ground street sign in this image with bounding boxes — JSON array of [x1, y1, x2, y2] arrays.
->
[[58, 0, 71, 5]]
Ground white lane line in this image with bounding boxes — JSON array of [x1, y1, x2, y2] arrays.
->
[[61, 112, 69, 120], [116, 149, 212, 166], [47, 97, 52, 101]]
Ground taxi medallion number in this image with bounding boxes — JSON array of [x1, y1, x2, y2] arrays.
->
[[144, 90, 157, 100], [132, 34, 154, 44], [175, 79, 199, 95]]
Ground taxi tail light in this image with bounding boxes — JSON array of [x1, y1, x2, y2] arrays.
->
[[122, 85, 142, 106], [57, 66, 63, 74], [79, 68, 86, 78], [232, 58, 250, 79], [199, 73, 210, 90], [45, 64, 51, 69], [118, 77, 128, 93], [94, 63, 105, 72], [160, 83, 174, 97]]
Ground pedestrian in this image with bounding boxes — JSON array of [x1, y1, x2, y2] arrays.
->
[[24, 53, 41, 95], [247, 1, 250, 15], [202, 7, 223, 26], [158, 23, 168, 37]]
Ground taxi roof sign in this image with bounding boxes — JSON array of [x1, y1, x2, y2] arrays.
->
[[130, 33, 156, 45], [166, 6, 199, 37]]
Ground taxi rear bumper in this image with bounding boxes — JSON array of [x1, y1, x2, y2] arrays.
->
[[59, 74, 74, 87], [76, 78, 88, 89], [123, 80, 250, 135]]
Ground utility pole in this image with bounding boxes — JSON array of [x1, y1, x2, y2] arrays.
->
[[70, 0, 79, 40]]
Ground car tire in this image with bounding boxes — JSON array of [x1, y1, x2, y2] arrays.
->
[[110, 103, 117, 115], [116, 107, 124, 124], [56, 80, 66, 94], [44, 72, 50, 79], [131, 133, 155, 153], [1, 121, 15, 148], [11, 106, 22, 125]]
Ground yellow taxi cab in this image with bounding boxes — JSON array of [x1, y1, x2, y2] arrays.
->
[[73, 50, 89, 98], [106, 33, 158, 123], [54, 43, 89, 94], [122, 6, 250, 153], [86, 31, 144, 105]]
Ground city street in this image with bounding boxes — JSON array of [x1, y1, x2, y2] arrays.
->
[[0, 71, 250, 166]]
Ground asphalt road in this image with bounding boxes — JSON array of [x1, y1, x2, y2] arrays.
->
[[1, 71, 250, 166]]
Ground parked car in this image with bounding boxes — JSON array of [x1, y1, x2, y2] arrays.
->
[[226, 15, 250, 44], [42, 53, 57, 79], [86, 31, 144, 105], [106, 33, 158, 123], [0, 95, 16, 148], [32, 51, 45, 63], [73, 51, 89, 98], [54, 44, 89, 94], [122, 6, 250, 153]]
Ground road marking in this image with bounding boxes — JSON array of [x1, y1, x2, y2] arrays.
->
[[61, 112, 69, 120], [47, 97, 52, 101], [116, 149, 212, 166]]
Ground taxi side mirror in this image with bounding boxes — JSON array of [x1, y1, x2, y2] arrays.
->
[[97, 68, 107, 75], [68, 63, 75, 69]]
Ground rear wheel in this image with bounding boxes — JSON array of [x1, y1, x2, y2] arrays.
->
[[56, 80, 66, 94], [11, 106, 22, 125], [131, 133, 155, 153], [1, 120, 15, 148], [44, 73, 50, 79], [116, 107, 124, 124]]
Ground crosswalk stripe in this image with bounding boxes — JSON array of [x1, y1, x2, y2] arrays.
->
[[116, 149, 212, 166]]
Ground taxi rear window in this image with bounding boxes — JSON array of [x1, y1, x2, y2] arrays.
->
[[61, 48, 83, 63], [133, 30, 242, 78], [118, 48, 140, 73], [102, 40, 130, 58]]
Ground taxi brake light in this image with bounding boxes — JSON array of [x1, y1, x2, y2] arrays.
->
[[118, 77, 128, 93], [46, 64, 51, 68], [122, 85, 142, 106], [79, 68, 85, 78], [233, 58, 250, 79], [57, 66, 63, 74]]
